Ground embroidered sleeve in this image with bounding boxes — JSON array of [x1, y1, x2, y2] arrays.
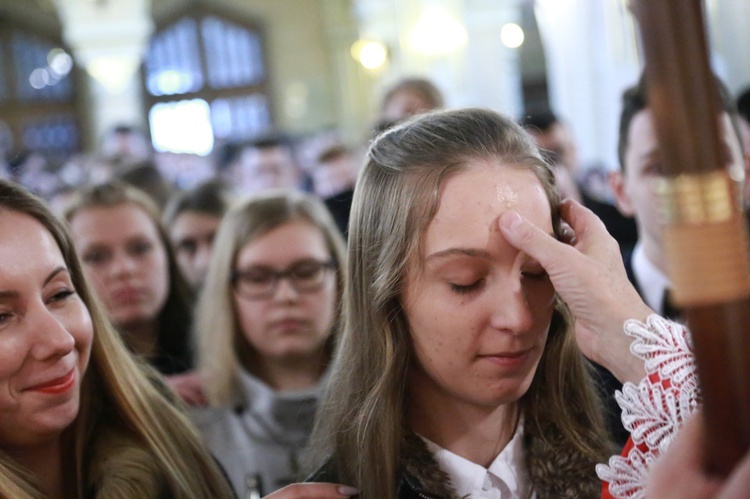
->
[[596, 315, 700, 499]]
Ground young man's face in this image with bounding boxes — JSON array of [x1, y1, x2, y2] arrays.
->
[[611, 108, 747, 270], [235, 145, 300, 194]]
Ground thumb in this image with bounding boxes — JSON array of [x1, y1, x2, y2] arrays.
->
[[499, 211, 575, 272]]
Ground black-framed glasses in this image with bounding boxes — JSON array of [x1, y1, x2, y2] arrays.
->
[[231, 259, 336, 300]]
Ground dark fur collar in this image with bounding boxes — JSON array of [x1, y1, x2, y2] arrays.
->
[[401, 432, 460, 499]]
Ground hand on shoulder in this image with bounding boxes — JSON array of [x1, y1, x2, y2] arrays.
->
[[165, 370, 208, 406], [263, 483, 359, 499]]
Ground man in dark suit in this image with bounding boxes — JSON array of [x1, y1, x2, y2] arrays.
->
[[610, 76, 748, 316]]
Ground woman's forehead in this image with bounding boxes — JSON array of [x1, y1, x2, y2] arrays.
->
[[415, 167, 549, 254]]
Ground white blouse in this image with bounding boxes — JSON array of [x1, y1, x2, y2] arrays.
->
[[422, 421, 534, 499]]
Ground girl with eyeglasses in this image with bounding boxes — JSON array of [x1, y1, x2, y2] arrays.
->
[[189, 189, 346, 497]]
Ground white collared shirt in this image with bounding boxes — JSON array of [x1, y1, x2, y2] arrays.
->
[[422, 421, 534, 499], [632, 242, 670, 313]]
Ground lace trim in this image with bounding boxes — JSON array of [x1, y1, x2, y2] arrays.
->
[[596, 315, 700, 499]]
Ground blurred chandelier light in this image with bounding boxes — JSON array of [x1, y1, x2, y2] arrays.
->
[[500, 23, 525, 48], [54, 0, 153, 94], [85, 56, 141, 93], [408, 7, 468, 56], [351, 40, 387, 69], [29, 48, 74, 90]]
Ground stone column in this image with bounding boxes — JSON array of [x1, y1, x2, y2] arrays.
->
[[319, 0, 369, 143], [55, 0, 153, 145], [535, 0, 640, 170], [353, 0, 524, 119], [461, 0, 524, 118], [706, 0, 750, 95]]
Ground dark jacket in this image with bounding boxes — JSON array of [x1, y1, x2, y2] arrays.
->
[[307, 415, 605, 498], [307, 433, 459, 499]]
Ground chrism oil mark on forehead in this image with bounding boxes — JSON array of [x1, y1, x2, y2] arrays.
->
[[495, 183, 519, 209]]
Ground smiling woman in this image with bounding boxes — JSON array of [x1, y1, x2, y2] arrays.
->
[[0, 179, 232, 497]]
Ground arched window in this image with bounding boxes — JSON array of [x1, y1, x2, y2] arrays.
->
[[0, 20, 80, 164], [144, 7, 270, 156]]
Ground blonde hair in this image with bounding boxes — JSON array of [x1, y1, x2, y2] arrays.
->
[[64, 181, 194, 374], [309, 108, 612, 498], [0, 179, 233, 498], [195, 189, 346, 406]]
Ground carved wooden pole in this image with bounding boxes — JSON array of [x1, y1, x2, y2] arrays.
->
[[632, 0, 750, 477]]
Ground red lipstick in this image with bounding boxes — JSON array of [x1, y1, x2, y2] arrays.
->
[[27, 369, 76, 395]]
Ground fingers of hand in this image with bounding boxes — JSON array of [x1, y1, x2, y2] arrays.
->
[[263, 483, 359, 499], [647, 413, 722, 498], [720, 450, 750, 498], [184, 387, 207, 406], [499, 211, 574, 268], [559, 221, 576, 245], [559, 199, 608, 241], [560, 199, 622, 259]]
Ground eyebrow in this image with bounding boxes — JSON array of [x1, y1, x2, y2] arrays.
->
[[426, 231, 557, 262], [0, 290, 19, 300], [0, 267, 68, 301], [45, 267, 68, 285], [638, 149, 661, 161], [425, 248, 491, 262]]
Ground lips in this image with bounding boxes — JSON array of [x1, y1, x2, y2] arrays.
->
[[271, 318, 308, 333], [479, 349, 531, 368], [26, 368, 76, 395], [110, 287, 143, 305]]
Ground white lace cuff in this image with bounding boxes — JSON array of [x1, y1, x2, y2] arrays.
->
[[596, 315, 700, 499]]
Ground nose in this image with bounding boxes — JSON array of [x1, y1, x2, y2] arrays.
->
[[489, 278, 535, 335], [193, 244, 213, 277], [29, 303, 76, 361], [271, 276, 300, 303], [109, 251, 137, 278]]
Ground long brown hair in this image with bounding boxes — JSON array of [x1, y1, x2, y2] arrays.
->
[[0, 179, 232, 498], [309, 108, 612, 498]]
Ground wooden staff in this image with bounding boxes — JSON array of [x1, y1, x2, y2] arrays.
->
[[631, 0, 750, 477]]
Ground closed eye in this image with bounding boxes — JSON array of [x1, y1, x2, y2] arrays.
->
[[522, 270, 549, 281], [449, 279, 485, 295], [50, 289, 76, 302]]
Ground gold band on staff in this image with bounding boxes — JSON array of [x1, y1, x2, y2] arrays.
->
[[654, 170, 750, 306]]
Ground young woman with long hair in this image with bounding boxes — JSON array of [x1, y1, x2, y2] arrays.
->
[[190, 190, 346, 497], [306, 108, 614, 498], [64, 181, 201, 404], [0, 178, 232, 497]]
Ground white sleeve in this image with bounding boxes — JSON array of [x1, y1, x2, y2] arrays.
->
[[595, 315, 700, 499]]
